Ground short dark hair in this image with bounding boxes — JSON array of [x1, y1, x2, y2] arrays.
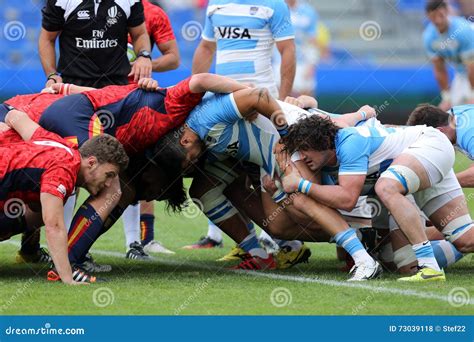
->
[[426, 0, 447, 13], [407, 104, 450, 127], [79, 134, 129, 171], [281, 115, 340, 154]]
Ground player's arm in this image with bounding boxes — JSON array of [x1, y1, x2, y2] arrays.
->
[[331, 105, 377, 128], [456, 165, 474, 187], [39, 29, 62, 87], [277, 152, 366, 211], [284, 95, 319, 109], [192, 11, 216, 74], [128, 23, 152, 82], [43, 83, 96, 95], [233, 88, 288, 128], [40, 193, 77, 285], [39, 0, 65, 87], [192, 40, 216, 74], [276, 39, 296, 100], [467, 62, 474, 103], [4, 109, 39, 141], [188, 73, 248, 93], [153, 40, 180, 72], [432, 56, 451, 110]]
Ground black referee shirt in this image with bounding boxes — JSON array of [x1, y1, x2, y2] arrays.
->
[[42, 0, 145, 86]]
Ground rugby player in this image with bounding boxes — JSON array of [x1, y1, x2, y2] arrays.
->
[[0, 108, 128, 284], [0, 74, 247, 276], [424, 0, 474, 110], [279, 115, 466, 281], [175, 88, 377, 273]]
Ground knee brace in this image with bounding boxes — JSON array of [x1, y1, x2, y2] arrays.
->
[[380, 165, 420, 194], [442, 214, 473, 243], [393, 245, 417, 269], [200, 184, 238, 224]]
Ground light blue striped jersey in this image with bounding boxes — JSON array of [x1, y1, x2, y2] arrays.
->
[[453, 104, 474, 159], [322, 120, 428, 195], [186, 92, 279, 176], [289, 1, 318, 63], [423, 16, 474, 74], [202, 0, 294, 95]]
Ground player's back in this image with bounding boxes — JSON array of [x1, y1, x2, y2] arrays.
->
[[0, 129, 80, 207], [203, 0, 294, 96]]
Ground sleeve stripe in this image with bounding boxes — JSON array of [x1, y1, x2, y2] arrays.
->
[[229, 93, 243, 119], [274, 35, 295, 42]]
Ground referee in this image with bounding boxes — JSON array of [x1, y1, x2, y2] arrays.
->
[[39, 0, 152, 88]]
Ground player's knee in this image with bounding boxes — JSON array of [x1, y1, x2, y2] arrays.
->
[[378, 166, 420, 197], [452, 227, 474, 253], [442, 214, 474, 252]]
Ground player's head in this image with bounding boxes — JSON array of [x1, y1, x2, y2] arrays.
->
[[407, 104, 456, 142], [78, 134, 129, 195], [285, 0, 297, 8], [281, 115, 339, 171], [177, 124, 205, 168], [426, 0, 449, 32]]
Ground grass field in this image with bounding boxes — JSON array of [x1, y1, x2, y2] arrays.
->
[[0, 157, 473, 316]]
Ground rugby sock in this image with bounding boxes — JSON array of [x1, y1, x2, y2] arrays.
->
[[68, 203, 103, 264], [431, 240, 463, 269], [259, 229, 274, 243], [140, 214, 155, 246], [274, 239, 303, 252], [334, 228, 374, 266], [412, 241, 441, 271], [207, 220, 223, 243], [20, 229, 40, 254], [63, 193, 76, 233], [123, 204, 140, 249], [239, 233, 268, 259], [247, 221, 256, 235]]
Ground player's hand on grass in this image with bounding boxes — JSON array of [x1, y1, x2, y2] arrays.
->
[[358, 105, 377, 119], [129, 57, 152, 83], [138, 78, 159, 91]]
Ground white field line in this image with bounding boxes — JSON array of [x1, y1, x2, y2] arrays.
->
[[2, 240, 473, 305]]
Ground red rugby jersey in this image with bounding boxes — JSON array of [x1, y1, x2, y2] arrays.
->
[[0, 127, 80, 210]]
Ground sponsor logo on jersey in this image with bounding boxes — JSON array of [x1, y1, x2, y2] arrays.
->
[[216, 27, 251, 39], [76, 37, 119, 49], [77, 10, 90, 20], [107, 5, 118, 25], [57, 184, 67, 197], [249, 6, 259, 15]]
